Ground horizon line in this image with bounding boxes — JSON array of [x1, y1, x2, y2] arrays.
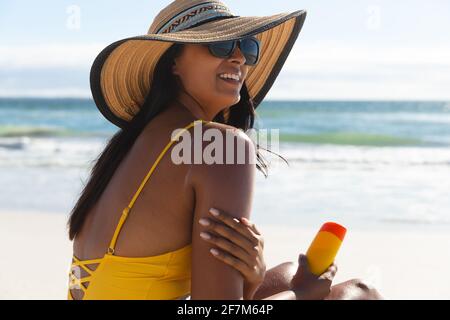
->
[[0, 96, 449, 103]]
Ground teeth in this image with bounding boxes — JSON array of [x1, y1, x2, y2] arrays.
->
[[219, 73, 240, 81]]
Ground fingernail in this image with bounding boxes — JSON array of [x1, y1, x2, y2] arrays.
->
[[200, 232, 211, 240], [210, 248, 219, 255], [198, 218, 210, 226], [209, 208, 220, 217]]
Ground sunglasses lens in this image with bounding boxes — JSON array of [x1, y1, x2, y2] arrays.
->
[[240, 38, 259, 65], [209, 41, 235, 58], [207, 38, 260, 66]]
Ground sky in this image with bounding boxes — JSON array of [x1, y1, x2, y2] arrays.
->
[[1, 0, 450, 100]]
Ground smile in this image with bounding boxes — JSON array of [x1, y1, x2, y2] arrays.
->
[[218, 76, 240, 86]]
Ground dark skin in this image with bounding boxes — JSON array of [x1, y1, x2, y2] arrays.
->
[[198, 208, 337, 300], [198, 208, 267, 299], [172, 43, 376, 299], [71, 43, 252, 299], [199, 208, 383, 300], [71, 42, 382, 300], [172, 43, 382, 300]]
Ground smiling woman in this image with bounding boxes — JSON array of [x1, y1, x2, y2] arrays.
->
[[2, 0, 450, 302], [65, 0, 383, 301], [63, 0, 386, 302], [64, 0, 382, 301], [66, 0, 309, 300], [170, 43, 251, 120]]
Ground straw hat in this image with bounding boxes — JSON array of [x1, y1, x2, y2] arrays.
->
[[90, 0, 307, 128]]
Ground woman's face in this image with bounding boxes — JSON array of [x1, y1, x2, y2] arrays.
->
[[172, 43, 250, 117]]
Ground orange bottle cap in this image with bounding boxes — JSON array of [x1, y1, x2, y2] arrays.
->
[[319, 222, 347, 241]]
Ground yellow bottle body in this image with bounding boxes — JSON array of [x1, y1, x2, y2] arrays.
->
[[306, 222, 346, 276]]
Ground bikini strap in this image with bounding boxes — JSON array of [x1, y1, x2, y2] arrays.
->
[[107, 119, 209, 255]]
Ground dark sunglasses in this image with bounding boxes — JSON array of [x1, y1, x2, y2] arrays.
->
[[205, 37, 260, 66]]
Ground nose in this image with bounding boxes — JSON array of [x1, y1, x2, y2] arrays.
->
[[229, 45, 246, 65]]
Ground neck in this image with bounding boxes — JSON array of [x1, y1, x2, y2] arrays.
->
[[175, 90, 217, 121]]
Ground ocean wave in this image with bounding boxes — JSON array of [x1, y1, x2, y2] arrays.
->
[[0, 125, 109, 138], [274, 144, 450, 166], [0, 135, 449, 168], [0, 137, 104, 167], [0, 138, 30, 150], [0, 125, 71, 138], [279, 132, 423, 146]]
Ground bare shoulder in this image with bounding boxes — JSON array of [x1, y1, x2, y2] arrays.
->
[[184, 121, 257, 186], [197, 120, 256, 161], [202, 121, 254, 143], [188, 121, 257, 299]]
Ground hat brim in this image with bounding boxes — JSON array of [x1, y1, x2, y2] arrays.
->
[[90, 10, 307, 128]]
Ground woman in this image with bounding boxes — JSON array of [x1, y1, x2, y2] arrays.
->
[[67, 0, 382, 300]]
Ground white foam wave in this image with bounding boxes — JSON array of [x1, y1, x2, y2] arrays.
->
[[277, 143, 450, 166], [0, 137, 105, 168]]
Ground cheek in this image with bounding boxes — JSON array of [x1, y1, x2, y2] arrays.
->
[[198, 68, 217, 84], [187, 65, 220, 91], [178, 46, 223, 92], [195, 50, 222, 87], [242, 66, 250, 81]]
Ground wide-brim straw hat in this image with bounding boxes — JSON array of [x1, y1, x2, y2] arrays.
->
[[90, 0, 307, 128]]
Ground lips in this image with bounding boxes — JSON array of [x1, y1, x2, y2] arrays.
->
[[217, 75, 240, 85], [218, 69, 242, 80]]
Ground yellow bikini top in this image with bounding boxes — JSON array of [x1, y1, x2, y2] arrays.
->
[[68, 120, 208, 300]]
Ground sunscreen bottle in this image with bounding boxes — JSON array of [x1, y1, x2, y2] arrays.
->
[[306, 222, 347, 276]]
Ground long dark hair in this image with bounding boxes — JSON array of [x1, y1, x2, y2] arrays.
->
[[67, 43, 269, 240]]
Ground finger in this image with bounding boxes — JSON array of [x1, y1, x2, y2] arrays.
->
[[240, 218, 264, 249], [299, 254, 319, 279], [209, 208, 259, 245], [298, 254, 309, 270], [200, 217, 258, 254], [240, 217, 262, 236], [209, 208, 259, 240], [209, 247, 251, 278], [319, 264, 338, 281], [200, 231, 255, 267], [330, 262, 338, 273], [319, 265, 337, 279]]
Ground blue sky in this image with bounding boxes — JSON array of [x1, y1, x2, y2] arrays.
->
[[1, 0, 450, 100]]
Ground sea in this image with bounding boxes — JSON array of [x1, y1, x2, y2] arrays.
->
[[1, 98, 449, 232]]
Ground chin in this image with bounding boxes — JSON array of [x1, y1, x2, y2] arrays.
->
[[227, 94, 241, 106], [214, 93, 241, 112]]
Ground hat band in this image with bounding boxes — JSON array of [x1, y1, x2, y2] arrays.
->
[[156, 2, 233, 34]]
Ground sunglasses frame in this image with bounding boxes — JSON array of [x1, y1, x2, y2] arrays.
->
[[205, 37, 261, 66]]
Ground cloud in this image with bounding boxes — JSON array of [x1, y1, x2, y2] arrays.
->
[[0, 44, 101, 97], [267, 42, 450, 100], [0, 43, 105, 69], [0, 88, 92, 98], [1, 42, 450, 100]]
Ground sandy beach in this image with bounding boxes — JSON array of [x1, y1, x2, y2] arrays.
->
[[1, 210, 449, 300], [2, 0, 450, 303]]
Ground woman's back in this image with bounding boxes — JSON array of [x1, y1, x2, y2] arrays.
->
[[69, 105, 199, 300]]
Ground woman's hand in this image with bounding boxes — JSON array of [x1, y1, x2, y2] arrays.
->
[[290, 254, 338, 300], [198, 208, 266, 298]]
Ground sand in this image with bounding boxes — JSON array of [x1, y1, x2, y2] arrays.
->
[[1, 210, 449, 300]]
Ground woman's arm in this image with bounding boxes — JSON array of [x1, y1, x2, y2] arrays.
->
[[195, 205, 338, 300], [196, 209, 266, 300], [188, 125, 256, 300]]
